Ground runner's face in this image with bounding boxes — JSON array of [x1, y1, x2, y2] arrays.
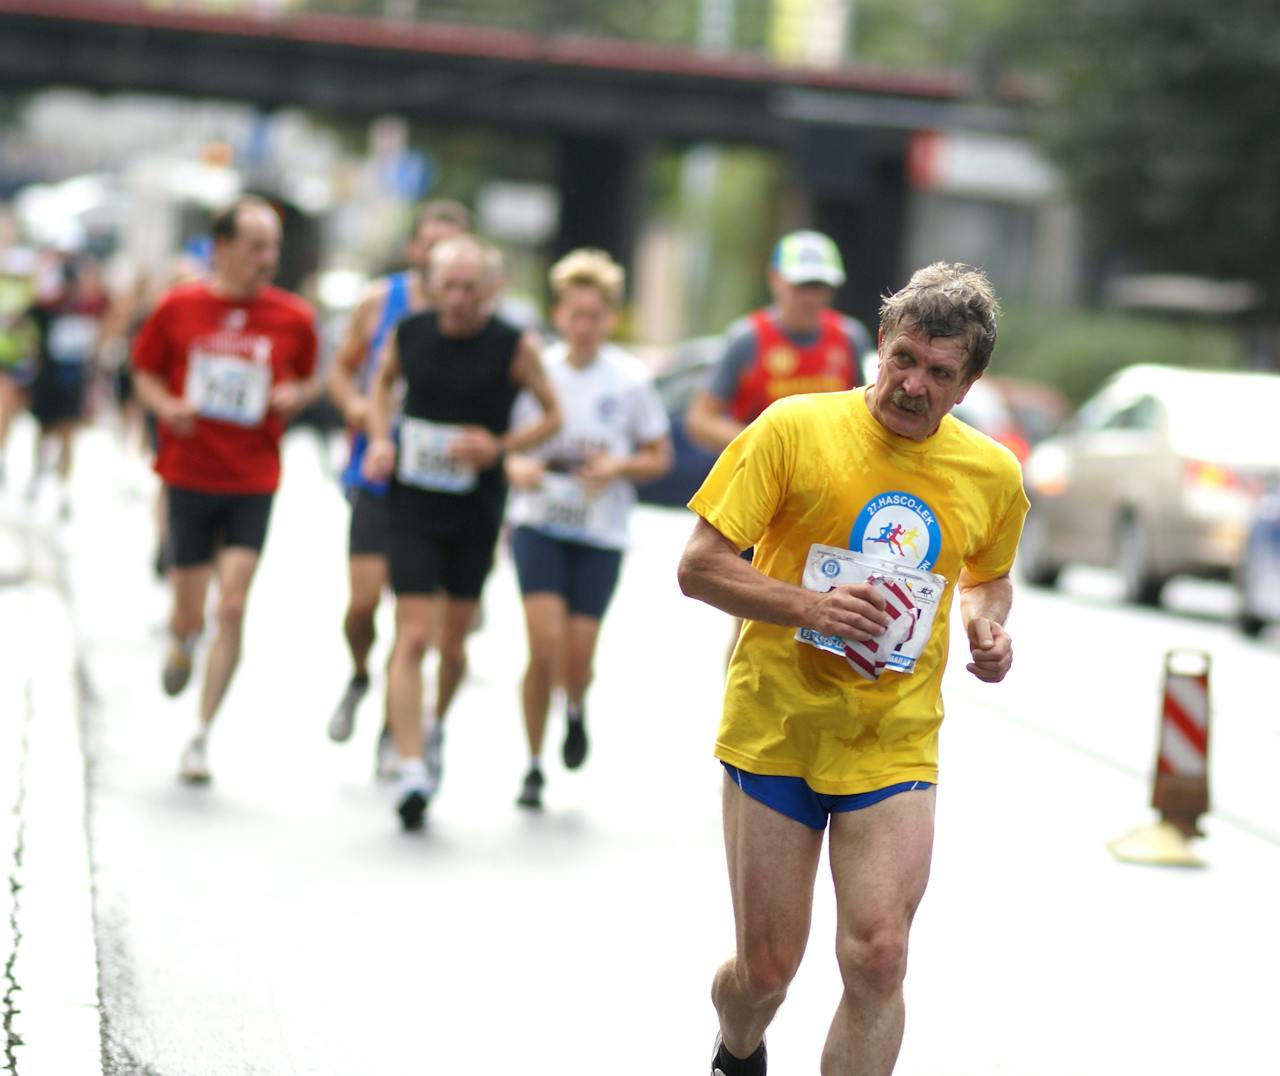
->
[[552, 284, 615, 358], [868, 323, 975, 441], [770, 273, 834, 334], [407, 219, 465, 273], [217, 206, 280, 294], [430, 251, 492, 332]]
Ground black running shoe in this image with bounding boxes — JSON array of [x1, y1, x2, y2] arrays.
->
[[711, 1033, 767, 1076], [562, 711, 588, 770], [516, 767, 545, 810], [397, 789, 428, 831]]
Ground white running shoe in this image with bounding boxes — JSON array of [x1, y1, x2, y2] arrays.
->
[[328, 676, 369, 743], [423, 719, 445, 796], [374, 725, 397, 781], [178, 736, 211, 784]]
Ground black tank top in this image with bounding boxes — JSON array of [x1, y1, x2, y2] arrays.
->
[[391, 310, 523, 532]]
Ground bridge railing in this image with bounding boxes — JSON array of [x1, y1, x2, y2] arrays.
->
[[48, 0, 857, 68]]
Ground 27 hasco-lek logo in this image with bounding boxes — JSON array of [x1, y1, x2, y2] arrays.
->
[[849, 490, 942, 570]]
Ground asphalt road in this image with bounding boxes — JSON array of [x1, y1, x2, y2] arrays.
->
[[5, 419, 1279, 1075]]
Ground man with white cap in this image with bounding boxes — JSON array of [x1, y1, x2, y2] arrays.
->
[[685, 229, 870, 454]]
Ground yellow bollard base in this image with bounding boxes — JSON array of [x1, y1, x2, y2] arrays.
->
[[1107, 821, 1206, 868]]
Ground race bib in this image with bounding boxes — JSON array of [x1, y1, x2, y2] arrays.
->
[[185, 350, 271, 426], [526, 472, 614, 542], [794, 543, 947, 676], [397, 418, 477, 493]]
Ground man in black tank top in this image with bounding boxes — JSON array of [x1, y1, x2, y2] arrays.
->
[[363, 235, 561, 831]]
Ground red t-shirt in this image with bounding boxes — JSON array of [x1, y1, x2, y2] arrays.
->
[[132, 282, 317, 494]]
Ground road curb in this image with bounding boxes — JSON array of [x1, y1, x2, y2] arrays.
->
[[2, 518, 104, 1076]]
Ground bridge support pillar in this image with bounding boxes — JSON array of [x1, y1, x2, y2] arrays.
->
[[552, 132, 647, 274]]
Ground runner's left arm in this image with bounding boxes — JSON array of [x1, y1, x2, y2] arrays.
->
[[501, 330, 562, 455], [361, 335, 401, 482], [268, 312, 323, 420], [957, 568, 1014, 683]]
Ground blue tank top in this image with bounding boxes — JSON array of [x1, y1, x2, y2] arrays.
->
[[341, 272, 412, 496]]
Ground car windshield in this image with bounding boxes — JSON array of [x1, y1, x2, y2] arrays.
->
[[1165, 374, 1280, 463]]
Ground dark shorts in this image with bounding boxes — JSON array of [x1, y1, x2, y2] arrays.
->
[[348, 488, 390, 558], [166, 486, 275, 568], [389, 523, 497, 598], [723, 763, 933, 831], [30, 364, 86, 427], [511, 524, 623, 620]]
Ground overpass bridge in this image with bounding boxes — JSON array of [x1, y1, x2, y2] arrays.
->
[[0, 0, 1026, 323]]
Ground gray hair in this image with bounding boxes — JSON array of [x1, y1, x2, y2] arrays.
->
[[879, 262, 1001, 379], [428, 234, 503, 283]]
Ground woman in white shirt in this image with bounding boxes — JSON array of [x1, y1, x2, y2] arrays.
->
[[505, 249, 673, 810]]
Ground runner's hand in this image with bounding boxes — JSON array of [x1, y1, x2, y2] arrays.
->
[[966, 618, 1012, 683], [575, 453, 620, 496], [451, 427, 502, 469], [160, 396, 198, 437], [362, 437, 396, 482], [342, 395, 370, 430], [807, 583, 891, 644], [269, 381, 307, 421], [505, 454, 544, 490]]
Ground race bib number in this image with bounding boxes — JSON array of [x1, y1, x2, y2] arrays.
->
[[185, 350, 271, 426], [527, 472, 612, 541], [794, 543, 947, 676], [397, 418, 477, 493]]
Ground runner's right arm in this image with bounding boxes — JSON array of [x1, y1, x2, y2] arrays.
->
[[327, 282, 385, 430], [684, 321, 756, 453], [360, 333, 400, 482]]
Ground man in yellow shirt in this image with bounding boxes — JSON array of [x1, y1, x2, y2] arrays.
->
[[678, 262, 1028, 1076]]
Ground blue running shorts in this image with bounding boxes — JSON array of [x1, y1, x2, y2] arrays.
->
[[722, 763, 933, 831]]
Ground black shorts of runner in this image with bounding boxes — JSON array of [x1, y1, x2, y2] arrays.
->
[[511, 525, 623, 620], [389, 523, 498, 598], [30, 364, 86, 427], [166, 486, 275, 568], [348, 488, 391, 558]]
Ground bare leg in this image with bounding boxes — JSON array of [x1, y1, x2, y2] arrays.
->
[[344, 554, 387, 679], [197, 548, 261, 729], [562, 613, 602, 710], [435, 597, 477, 721], [520, 593, 566, 757], [386, 593, 442, 759], [713, 773, 824, 1059], [168, 562, 213, 641], [821, 787, 936, 1076]]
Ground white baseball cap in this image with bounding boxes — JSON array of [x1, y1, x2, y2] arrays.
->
[[771, 230, 845, 287]]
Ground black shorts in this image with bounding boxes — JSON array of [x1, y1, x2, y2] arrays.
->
[[511, 525, 622, 620], [30, 364, 86, 427], [389, 521, 498, 599], [348, 488, 391, 558], [166, 486, 275, 568]]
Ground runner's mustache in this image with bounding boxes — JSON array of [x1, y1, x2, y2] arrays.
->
[[890, 389, 927, 413]]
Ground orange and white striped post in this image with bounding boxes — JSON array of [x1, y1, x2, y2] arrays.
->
[[1107, 649, 1212, 867], [1151, 650, 1211, 838]]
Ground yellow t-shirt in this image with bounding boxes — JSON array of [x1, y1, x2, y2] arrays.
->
[[688, 387, 1029, 794]]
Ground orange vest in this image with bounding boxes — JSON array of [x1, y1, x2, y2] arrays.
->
[[729, 309, 859, 423]]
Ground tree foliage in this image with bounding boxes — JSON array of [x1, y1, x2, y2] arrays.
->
[[1010, 1, 1280, 309]]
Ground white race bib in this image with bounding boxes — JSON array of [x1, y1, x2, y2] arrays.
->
[[526, 472, 615, 542], [397, 418, 477, 493], [794, 544, 947, 675], [185, 350, 271, 426]]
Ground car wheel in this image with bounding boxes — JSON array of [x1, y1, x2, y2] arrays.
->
[[1116, 514, 1165, 606], [1017, 510, 1061, 588], [1237, 547, 1269, 637]]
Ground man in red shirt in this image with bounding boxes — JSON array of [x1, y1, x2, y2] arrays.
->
[[132, 195, 319, 783]]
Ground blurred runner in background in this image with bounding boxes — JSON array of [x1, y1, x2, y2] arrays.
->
[[326, 199, 471, 776], [132, 195, 319, 784], [361, 235, 560, 831], [0, 246, 39, 489], [684, 230, 870, 662], [26, 252, 108, 518], [504, 248, 671, 810]]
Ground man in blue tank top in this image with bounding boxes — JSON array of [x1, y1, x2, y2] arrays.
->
[[326, 200, 471, 771]]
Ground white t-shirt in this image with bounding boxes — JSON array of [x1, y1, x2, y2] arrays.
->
[[506, 341, 670, 550]]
